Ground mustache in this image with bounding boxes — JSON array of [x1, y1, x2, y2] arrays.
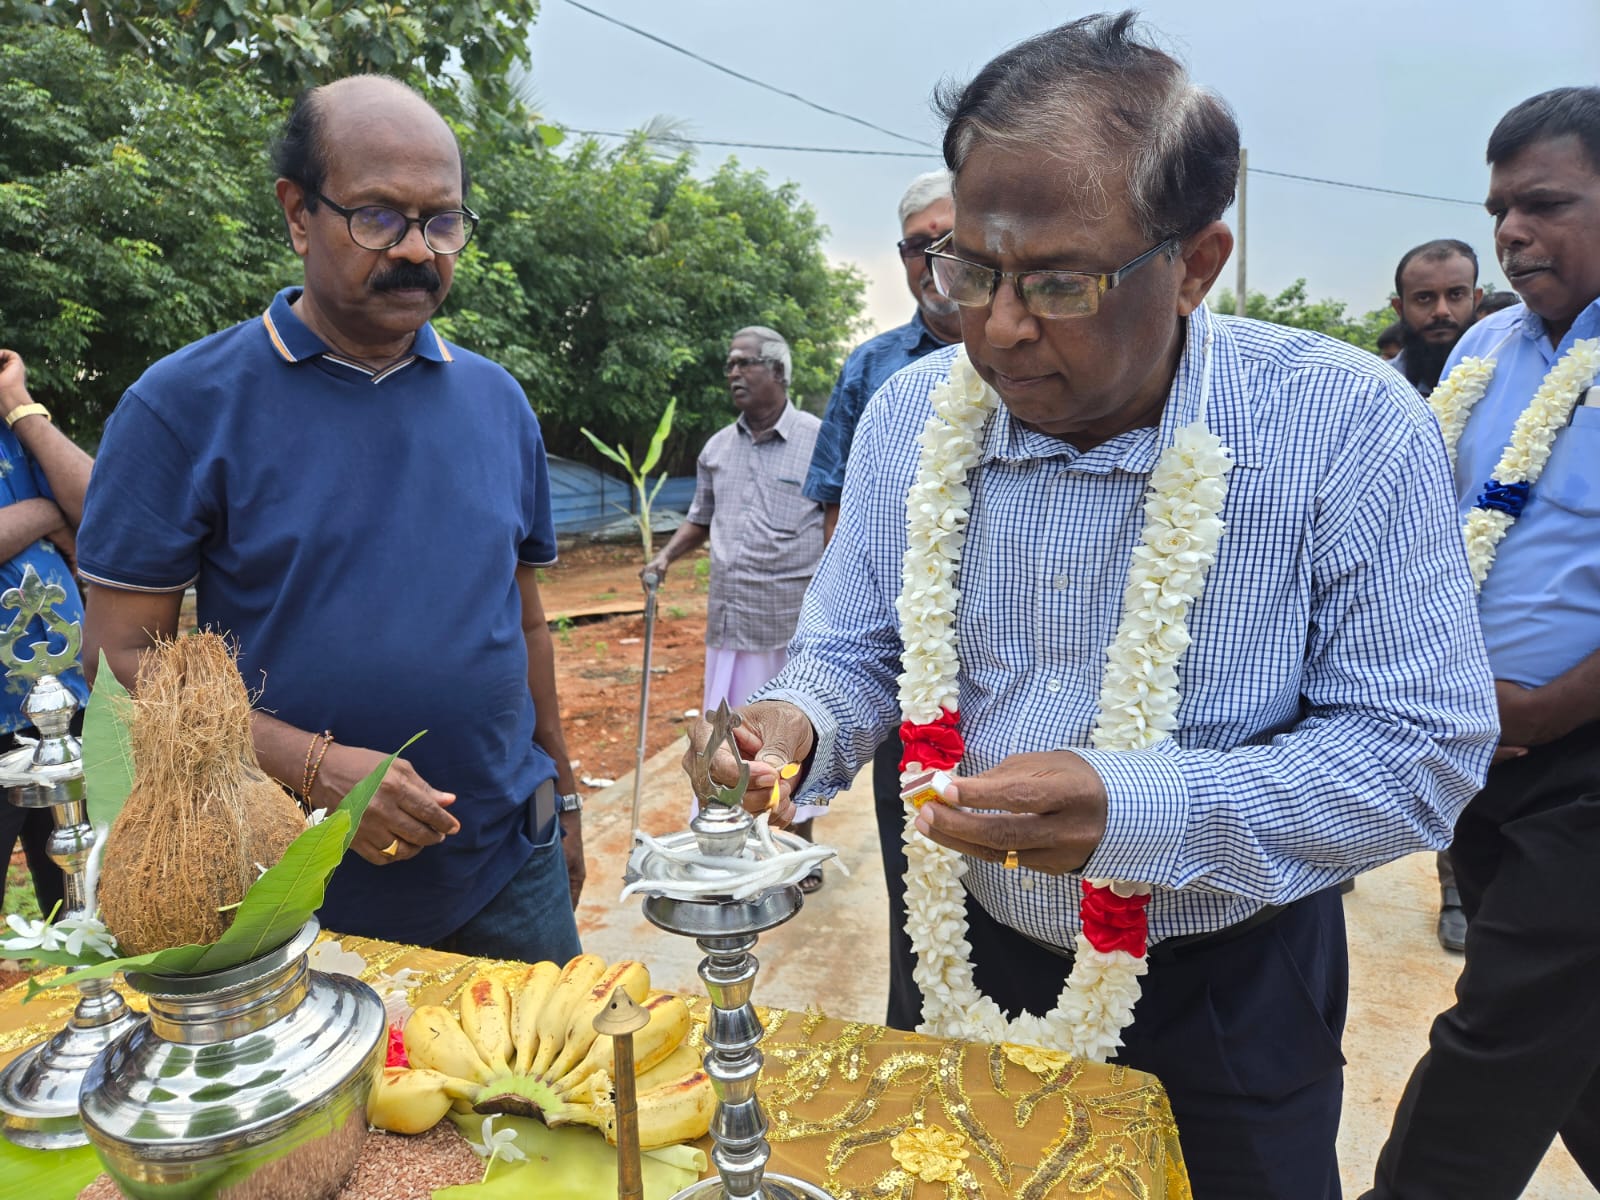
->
[[372, 263, 442, 292], [1501, 256, 1553, 277], [1424, 318, 1461, 332]]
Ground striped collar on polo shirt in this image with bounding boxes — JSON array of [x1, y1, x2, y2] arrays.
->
[[260, 286, 454, 382]]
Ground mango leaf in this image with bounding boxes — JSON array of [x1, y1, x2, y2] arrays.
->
[[25, 941, 209, 999], [188, 808, 353, 972], [80, 650, 135, 835], [25, 735, 422, 995]]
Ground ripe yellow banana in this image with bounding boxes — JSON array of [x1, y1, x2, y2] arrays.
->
[[367, 1066, 479, 1135], [546, 960, 652, 1082], [510, 960, 562, 1075], [458, 973, 515, 1077], [630, 1040, 703, 1096], [627, 1069, 717, 1149], [555, 1068, 716, 1150], [553, 992, 693, 1100], [403, 1005, 494, 1085], [529, 954, 608, 1078], [569, 1038, 704, 1106]]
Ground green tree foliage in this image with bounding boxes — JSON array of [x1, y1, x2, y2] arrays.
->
[[0, 16, 863, 462], [440, 134, 865, 471], [1212, 280, 1392, 353], [0, 26, 296, 433], [0, 0, 540, 108]]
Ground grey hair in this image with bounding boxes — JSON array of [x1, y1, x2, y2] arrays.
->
[[734, 325, 791, 386], [897, 170, 953, 226], [935, 11, 1238, 249]]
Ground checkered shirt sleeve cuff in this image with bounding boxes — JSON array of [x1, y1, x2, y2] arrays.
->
[[1070, 743, 1189, 883]]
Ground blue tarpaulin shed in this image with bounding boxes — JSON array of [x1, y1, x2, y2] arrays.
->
[[546, 455, 695, 535]]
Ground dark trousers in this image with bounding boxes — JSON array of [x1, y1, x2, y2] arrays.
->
[[967, 887, 1348, 1200], [1365, 724, 1600, 1199], [871, 735, 924, 1031], [0, 730, 65, 918], [432, 819, 582, 965], [1435, 848, 1458, 893]]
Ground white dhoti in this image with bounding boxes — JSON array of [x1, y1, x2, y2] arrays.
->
[[700, 645, 827, 823]]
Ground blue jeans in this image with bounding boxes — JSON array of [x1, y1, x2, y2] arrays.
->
[[432, 821, 581, 964]]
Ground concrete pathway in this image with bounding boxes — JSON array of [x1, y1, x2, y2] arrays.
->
[[577, 742, 1588, 1197]]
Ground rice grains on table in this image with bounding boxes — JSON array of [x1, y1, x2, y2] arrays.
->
[[77, 1121, 485, 1200]]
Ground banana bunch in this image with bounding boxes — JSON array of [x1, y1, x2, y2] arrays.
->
[[371, 954, 714, 1151]]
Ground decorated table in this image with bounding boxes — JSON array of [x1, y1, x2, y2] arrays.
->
[[0, 934, 1190, 1199]]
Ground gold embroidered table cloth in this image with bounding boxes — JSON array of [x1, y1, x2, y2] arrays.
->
[[0, 935, 1190, 1199]]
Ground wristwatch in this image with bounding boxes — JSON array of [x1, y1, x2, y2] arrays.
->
[[556, 791, 584, 814]]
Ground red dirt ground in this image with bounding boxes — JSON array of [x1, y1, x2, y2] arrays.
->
[[536, 538, 712, 786]]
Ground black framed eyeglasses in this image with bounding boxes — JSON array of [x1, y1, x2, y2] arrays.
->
[[309, 189, 479, 255], [925, 232, 1176, 319], [897, 232, 940, 261]]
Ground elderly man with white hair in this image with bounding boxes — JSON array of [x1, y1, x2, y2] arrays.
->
[[801, 169, 962, 1022], [644, 325, 827, 883], [804, 170, 962, 541]]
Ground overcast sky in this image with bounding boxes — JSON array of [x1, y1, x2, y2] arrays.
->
[[528, 0, 1599, 337]]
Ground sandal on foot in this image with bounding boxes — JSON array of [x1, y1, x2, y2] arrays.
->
[[798, 867, 824, 894]]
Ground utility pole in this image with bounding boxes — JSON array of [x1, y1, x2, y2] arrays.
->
[[1235, 147, 1248, 316]]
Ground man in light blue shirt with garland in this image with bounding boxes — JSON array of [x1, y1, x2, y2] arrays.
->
[[696, 15, 1496, 1198], [1366, 85, 1600, 1200]]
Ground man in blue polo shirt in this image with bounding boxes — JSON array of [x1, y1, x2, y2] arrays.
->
[[801, 170, 961, 1029], [77, 75, 585, 962]]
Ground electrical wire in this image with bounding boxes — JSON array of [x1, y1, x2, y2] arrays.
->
[[568, 128, 1486, 208], [559, 0, 936, 150], [1249, 167, 1481, 209], [559, 3, 1483, 208], [568, 130, 937, 158]]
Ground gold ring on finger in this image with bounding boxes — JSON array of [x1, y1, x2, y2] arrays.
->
[[381, 839, 400, 857], [1003, 850, 1019, 870]]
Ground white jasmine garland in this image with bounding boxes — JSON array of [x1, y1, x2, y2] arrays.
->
[[898, 348, 1232, 1060], [1433, 339, 1600, 590], [1427, 356, 1497, 470]]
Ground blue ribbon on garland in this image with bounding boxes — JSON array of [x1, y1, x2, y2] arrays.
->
[[1475, 478, 1531, 517]]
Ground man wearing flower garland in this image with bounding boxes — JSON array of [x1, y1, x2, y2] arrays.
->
[[691, 14, 1496, 1198], [1365, 85, 1600, 1200]]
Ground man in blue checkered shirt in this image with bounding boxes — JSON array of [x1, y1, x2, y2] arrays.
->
[[693, 15, 1497, 1199]]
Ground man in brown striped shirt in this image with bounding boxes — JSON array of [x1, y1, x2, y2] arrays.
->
[[644, 326, 826, 884]]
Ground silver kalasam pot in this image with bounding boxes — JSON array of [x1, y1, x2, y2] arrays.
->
[[78, 919, 386, 1199]]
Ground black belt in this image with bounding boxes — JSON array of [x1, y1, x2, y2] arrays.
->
[[1020, 901, 1287, 967]]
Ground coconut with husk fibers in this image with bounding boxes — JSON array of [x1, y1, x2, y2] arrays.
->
[[97, 632, 308, 955]]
